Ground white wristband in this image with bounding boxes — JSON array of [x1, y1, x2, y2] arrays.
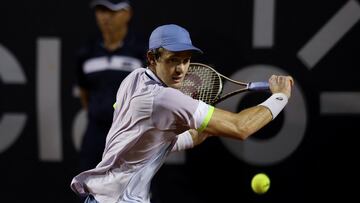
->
[[259, 93, 288, 120], [171, 131, 194, 152]]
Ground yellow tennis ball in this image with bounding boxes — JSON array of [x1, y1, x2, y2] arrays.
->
[[251, 173, 270, 194]]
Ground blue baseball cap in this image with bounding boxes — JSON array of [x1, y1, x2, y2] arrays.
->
[[149, 24, 203, 53]]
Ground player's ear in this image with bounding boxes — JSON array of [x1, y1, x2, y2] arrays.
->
[[146, 51, 156, 66]]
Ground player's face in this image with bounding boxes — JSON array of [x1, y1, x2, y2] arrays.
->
[[155, 49, 192, 89], [95, 6, 132, 35]]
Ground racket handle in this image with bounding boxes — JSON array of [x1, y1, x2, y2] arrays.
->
[[248, 82, 269, 91]]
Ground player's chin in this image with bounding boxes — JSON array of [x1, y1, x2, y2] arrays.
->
[[169, 80, 182, 89], [170, 82, 182, 89]]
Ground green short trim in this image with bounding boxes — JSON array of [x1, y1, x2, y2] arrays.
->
[[197, 106, 214, 132]]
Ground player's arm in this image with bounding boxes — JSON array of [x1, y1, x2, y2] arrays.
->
[[171, 104, 274, 151], [171, 129, 210, 152], [203, 75, 293, 140], [204, 105, 272, 140], [189, 129, 211, 146]]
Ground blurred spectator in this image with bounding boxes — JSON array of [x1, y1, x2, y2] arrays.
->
[[75, 0, 145, 174]]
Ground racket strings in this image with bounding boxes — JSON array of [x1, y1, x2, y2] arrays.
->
[[180, 65, 222, 104]]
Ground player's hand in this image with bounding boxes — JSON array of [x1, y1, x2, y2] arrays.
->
[[268, 75, 294, 99]]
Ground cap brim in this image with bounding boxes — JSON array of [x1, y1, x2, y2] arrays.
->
[[163, 44, 203, 54], [90, 0, 131, 11]]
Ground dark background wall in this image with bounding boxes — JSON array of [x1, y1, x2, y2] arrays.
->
[[1, 0, 359, 202]]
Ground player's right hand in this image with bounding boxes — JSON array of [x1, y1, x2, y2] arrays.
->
[[268, 75, 294, 99]]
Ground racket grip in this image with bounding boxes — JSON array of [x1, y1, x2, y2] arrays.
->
[[248, 82, 269, 91]]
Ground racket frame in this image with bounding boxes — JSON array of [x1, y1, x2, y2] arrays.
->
[[183, 62, 269, 105], [188, 63, 250, 105]]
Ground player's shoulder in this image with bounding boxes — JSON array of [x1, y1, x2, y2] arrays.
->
[[123, 67, 146, 81], [155, 87, 195, 108]]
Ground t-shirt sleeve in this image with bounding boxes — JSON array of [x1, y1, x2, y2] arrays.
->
[[152, 88, 214, 132]]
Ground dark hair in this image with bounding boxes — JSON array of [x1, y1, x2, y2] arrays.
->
[[150, 48, 162, 59], [146, 48, 163, 66]]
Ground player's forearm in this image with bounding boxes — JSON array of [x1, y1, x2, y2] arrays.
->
[[205, 106, 272, 140], [234, 92, 289, 139], [234, 106, 272, 140], [171, 129, 210, 152], [188, 129, 210, 146]]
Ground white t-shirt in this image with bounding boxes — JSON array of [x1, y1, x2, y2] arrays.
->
[[71, 68, 214, 203]]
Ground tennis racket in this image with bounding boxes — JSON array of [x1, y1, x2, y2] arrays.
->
[[180, 63, 270, 105]]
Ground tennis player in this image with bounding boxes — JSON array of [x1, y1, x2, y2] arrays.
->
[[70, 24, 294, 203]]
